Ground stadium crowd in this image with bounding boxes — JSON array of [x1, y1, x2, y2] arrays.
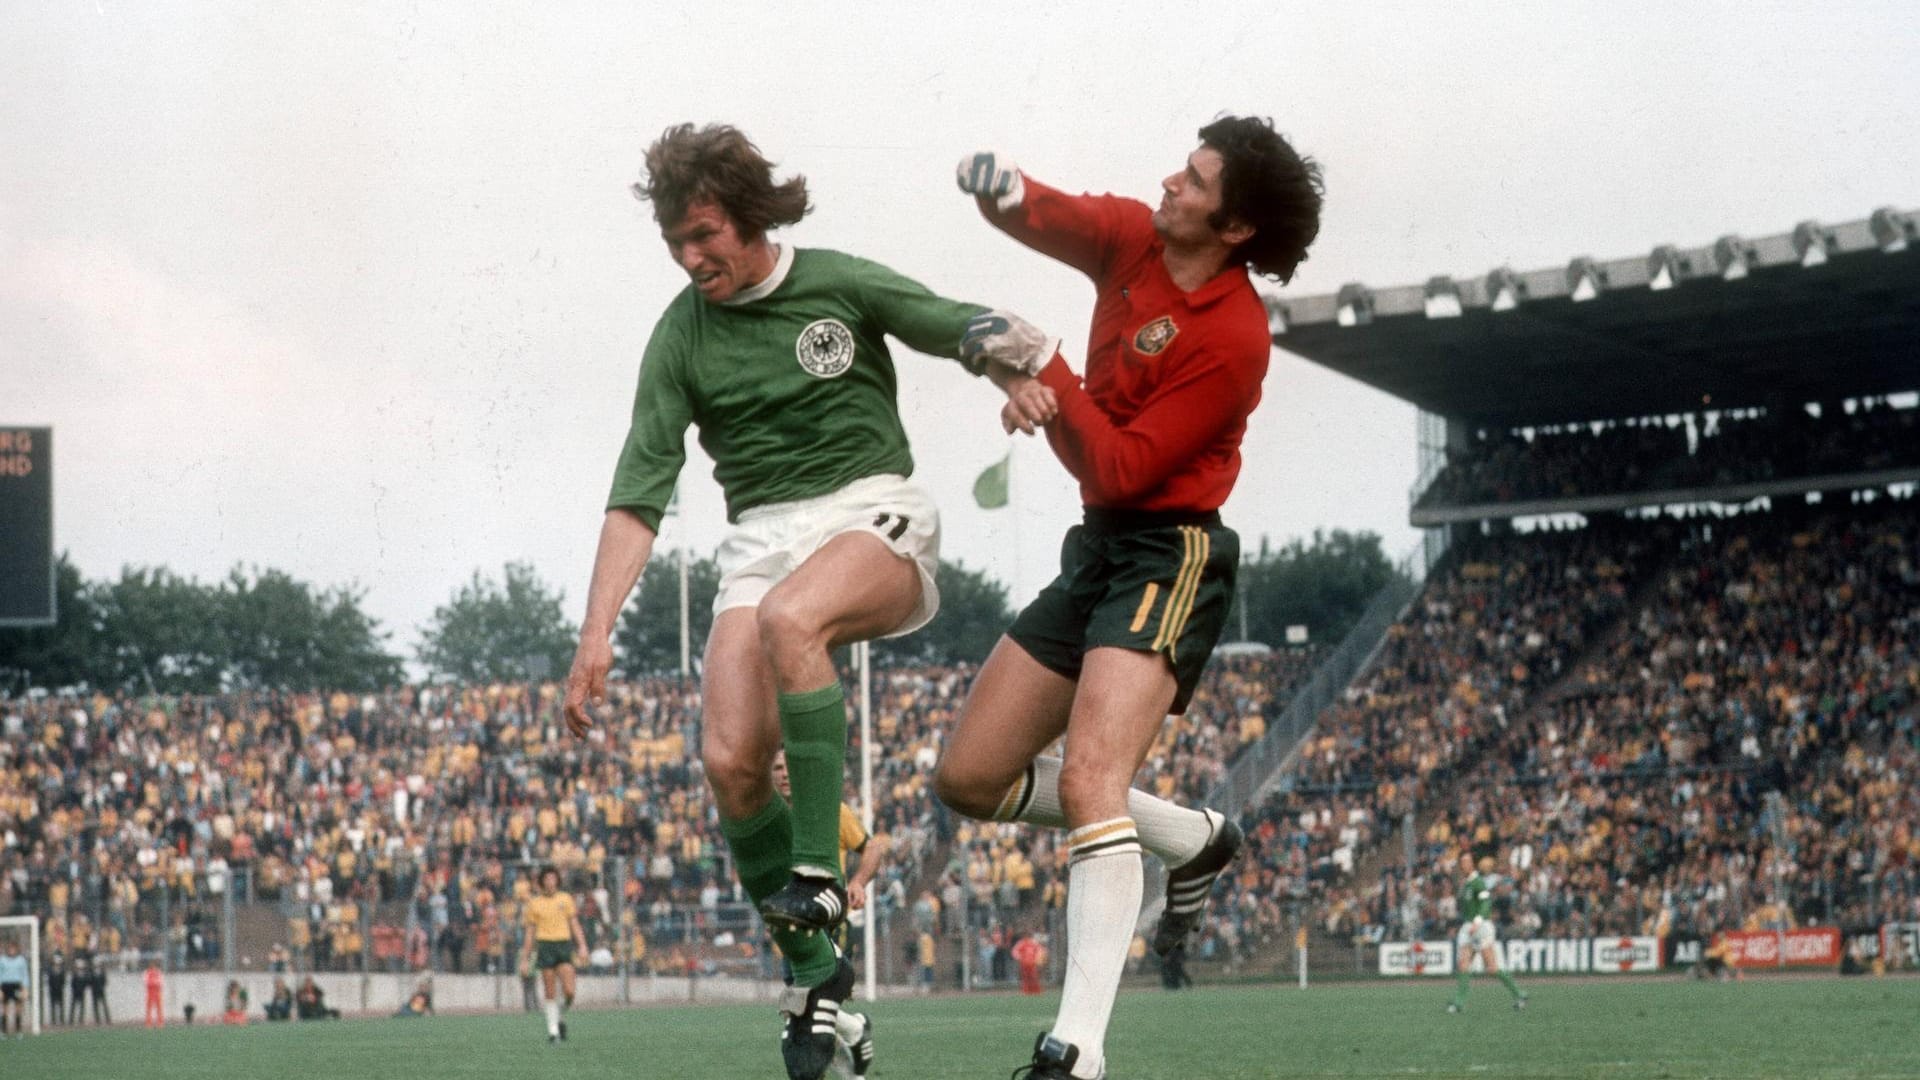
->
[[1417, 398, 1920, 508], [0, 638, 1315, 980], [1211, 523, 1652, 962], [5, 492, 1913, 990], [1231, 500, 1920, 964]]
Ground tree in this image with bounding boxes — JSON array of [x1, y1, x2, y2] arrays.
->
[[418, 562, 575, 683], [92, 566, 226, 693], [0, 559, 403, 694], [875, 559, 1014, 667], [614, 552, 721, 677], [219, 567, 402, 691], [1237, 529, 1399, 647]]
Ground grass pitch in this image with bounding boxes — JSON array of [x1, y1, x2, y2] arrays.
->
[[14, 976, 1918, 1079]]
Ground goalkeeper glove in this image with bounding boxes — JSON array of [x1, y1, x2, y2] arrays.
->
[[956, 151, 1025, 212]]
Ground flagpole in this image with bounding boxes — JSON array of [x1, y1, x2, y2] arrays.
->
[[1010, 441, 1022, 600], [677, 502, 690, 680], [857, 639, 875, 1002]]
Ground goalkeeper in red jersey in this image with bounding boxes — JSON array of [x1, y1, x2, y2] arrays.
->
[[934, 116, 1323, 1080]]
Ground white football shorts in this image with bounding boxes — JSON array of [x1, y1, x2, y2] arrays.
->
[[714, 473, 941, 638], [1457, 917, 1497, 951]]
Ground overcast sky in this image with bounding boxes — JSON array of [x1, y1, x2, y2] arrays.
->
[[5, 1, 1917, 655]]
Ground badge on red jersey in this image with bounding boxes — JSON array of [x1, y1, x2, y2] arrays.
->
[[1132, 316, 1179, 356]]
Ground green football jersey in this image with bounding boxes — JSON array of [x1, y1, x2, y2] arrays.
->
[[1459, 873, 1494, 922], [607, 246, 986, 529]]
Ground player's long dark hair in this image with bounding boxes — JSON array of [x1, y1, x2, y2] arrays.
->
[[1200, 116, 1323, 284], [634, 123, 813, 238]]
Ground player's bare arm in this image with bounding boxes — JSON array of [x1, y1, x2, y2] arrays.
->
[[565, 508, 658, 737], [845, 831, 890, 910]]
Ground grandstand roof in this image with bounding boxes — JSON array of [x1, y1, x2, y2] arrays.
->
[[1271, 208, 1920, 428]]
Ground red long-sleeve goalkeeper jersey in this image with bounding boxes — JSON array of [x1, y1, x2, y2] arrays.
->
[[982, 177, 1271, 512]]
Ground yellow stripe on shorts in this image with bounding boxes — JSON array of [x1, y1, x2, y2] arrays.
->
[[1151, 528, 1197, 652], [1128, 582, 1161, 633], [1155, 526, 1210, 658]]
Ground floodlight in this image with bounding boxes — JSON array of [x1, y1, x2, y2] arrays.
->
[[1870, 207, 1914, 254], [1264, 296, 1289, 336], [1486, 267, 1524, 312], [1336, 284, 1374, 327], [1647, 245, 1684, 291], [1566, 257, 1604, 302], [1792, 221, 1832, 267], [1422, 276, 1462, 319], [1712, 235, 1750, 281]]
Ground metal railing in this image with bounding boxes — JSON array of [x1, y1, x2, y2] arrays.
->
[[1203, 542, 1433, 815]]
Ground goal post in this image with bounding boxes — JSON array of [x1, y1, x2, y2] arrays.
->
[[0, 915, 40, 1035]]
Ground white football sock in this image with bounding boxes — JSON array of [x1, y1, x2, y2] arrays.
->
[[995, 756, 1215, 867], [545, 997, 561, 1037], [834, 1006, 864, 1043], [1050, 817, 1142, 1080]]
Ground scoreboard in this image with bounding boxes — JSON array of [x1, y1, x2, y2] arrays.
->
[[0, 427, 53, 626]]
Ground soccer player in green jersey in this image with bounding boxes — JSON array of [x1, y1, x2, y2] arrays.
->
[[1449, 854, 1527, 1013], [562, 122, 1056, 1080]]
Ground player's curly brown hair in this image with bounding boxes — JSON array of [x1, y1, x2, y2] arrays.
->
[[632, 123, 812, 238], [1199, 116, 1323, 284]]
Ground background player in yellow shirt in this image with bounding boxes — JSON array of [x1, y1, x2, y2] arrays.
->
[[774, 751, 886, 1080], [520, 867, 588, 1044]]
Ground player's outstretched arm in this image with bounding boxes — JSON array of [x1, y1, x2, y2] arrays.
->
[[955, 149, 1130, 277], [1037, 345, 1263, 503], [565, 508, 657, 738]]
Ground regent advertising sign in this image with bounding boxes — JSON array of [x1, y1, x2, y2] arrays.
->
[[1714, 928, 1842, 969], [1882, 923, 1920, 968]]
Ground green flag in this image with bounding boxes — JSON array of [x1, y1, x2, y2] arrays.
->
[[972, 453, 1010, 509]]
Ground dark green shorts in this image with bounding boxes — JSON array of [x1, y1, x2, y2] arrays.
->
[[1008, 509, 1238, 714], [536, 940, 575, 970]]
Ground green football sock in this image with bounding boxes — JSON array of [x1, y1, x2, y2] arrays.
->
[[780, 682, 848, 882], [720, 795, 836, 986], [1497, 969, 1521, 997], [1452, 968, 1470, 1007]]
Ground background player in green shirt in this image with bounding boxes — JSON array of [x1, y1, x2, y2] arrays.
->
[[1449, 854, 1527, 1012], [562, 122, 1056, 1080]]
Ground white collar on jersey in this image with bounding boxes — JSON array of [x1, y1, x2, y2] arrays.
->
[[719, 242, 795, 306]]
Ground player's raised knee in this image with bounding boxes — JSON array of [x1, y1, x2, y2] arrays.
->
[[754, 589, 827, 668], [701, 736, 774, 811]]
